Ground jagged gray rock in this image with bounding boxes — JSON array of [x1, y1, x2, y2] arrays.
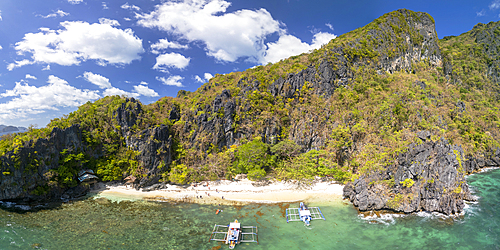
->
[[344, 137, 480, 215], [0, 125, 84, 201]]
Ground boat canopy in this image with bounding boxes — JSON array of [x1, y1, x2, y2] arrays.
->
[[229, 222, 240, 228]]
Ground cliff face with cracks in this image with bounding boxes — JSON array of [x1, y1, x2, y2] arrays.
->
[[0, 125, 86, 201], [114, 98, 173, 188], [343, 133, 486, 215]]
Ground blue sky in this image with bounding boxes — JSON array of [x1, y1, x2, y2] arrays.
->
[[0, 0, 499, 128]]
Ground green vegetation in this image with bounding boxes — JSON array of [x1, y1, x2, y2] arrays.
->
[[1, 10, 500, 193], [386, 194, 404, 209], [400, 178, 415, 188]]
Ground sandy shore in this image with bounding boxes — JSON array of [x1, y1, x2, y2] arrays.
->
[[90, 179, 344, 205]]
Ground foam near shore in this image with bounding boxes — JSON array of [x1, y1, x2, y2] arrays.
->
[[90, 178, 344, 205]]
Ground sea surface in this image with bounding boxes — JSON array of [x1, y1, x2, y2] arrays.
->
[[0, 169, 499, 250]]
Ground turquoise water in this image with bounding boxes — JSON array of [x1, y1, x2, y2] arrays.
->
[[0, 169, 499, 250]]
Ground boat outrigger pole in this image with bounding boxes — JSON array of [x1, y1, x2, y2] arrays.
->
[[209, 219, 258, 249], [286, 202, 326, 225]]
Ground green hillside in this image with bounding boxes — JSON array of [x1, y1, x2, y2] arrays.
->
[[1, 9, 499, 213]]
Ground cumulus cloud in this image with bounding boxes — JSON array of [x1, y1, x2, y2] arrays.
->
[[153, 53, 190, 72], [133, 83, 159, 97], [157, 75, 184, 87], [38, 10, 69, 18], [137, 0, 336, 65], [121, 3, 141, 11], [102, 2, 109, 10], [490, 0, 500, 10], [99, 18, 120, 26], [68, 0, 83, 4], [195, 75, 203, 83], [263, 32, 336, 64], [0, 10, 2, 21], [102, 87, 138, 98], [0, 45, 3, 50], [204, 73, 213, 81], [0, 76, 99, 120], [195, 72, 213, 83], [137, 0, 281, 63], [25, 74, 37, 80], [151, 38, 189, 53], [81, 71, 158, 98], [99, 84, 137, 98], [312, 32, 337, 46], [8, 21, 143, 70], [82, 71, 112, 89]]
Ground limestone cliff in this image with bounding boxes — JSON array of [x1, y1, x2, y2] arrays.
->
[[343, 133, 485, 215], [1, 10, 500, 216]]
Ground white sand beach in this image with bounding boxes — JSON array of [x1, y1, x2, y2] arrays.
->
[[90, 178, 344, 205]]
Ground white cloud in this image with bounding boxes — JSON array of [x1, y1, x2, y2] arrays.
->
[[9, 21, 143, 70], [0, 76, 99, 120], [195, 73, 213, 83], [68, 0, 83, 4], [25, 74, 37, 80], [0, 10, 2, 21], [157, 75, 184, 87], [7, 60, 32, 71], [204, 73, 213, 81], [151, 38, 188, 53], [137, 0, 281, 63], [82, 71, 112, 89], [103, 87, 139, 98], [153, 53, 190, 72], [312, 32, 337, 47], [99, 18, 120, 26], [326, 23, 334, 31], [262, 32, 336, 64], [490, 0, 500, 9], [121, 3, 141, 11], [42, 65, 50, 71], [477, 9, 486, 16], [195, 75, 203, 83], [38, 10, 69, 18], [81, 71, 156, 98], [133, 84, 159, 97], [137, 0, 336, 65], [0, 45, 2, 50], [102, 2, 109, 10]]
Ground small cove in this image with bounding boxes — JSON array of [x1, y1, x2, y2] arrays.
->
[[1, 168, 499, 249]]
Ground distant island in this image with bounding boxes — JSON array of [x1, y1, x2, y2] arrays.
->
[[0, 125, 27, 137]]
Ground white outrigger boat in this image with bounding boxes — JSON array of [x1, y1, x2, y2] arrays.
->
[[286, 202, 326, 225], [209, 219, 258, 249]]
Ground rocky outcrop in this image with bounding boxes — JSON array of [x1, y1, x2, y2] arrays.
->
[[269, 9, 441, 100], [0, 125, 85, 201], [470, 22, 500, 83], [114, 98, 174, 188], [127, 125, 172, 188], [344, 134, 480, 215], [463, 148, 500, 174]]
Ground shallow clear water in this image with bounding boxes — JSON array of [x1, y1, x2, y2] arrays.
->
[[0, 168, 499, 250]]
